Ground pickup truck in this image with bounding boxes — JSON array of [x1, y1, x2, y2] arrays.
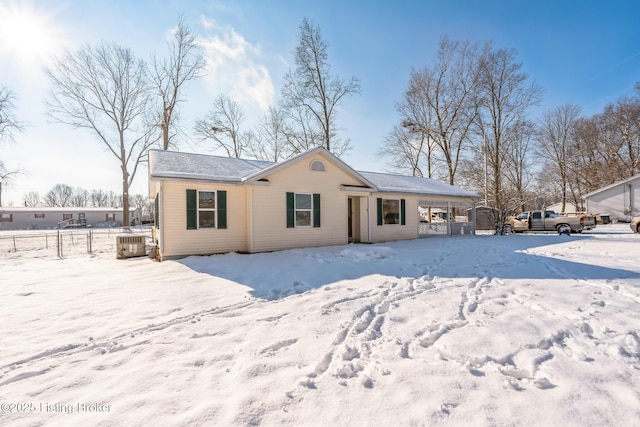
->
[[510, 210, 597, 234]]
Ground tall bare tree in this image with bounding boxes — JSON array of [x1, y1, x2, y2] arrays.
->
[[378, 125, 437, 177], [45, 42, 156, 227], [0, 85, 22, 143], [503, 119, 536, 212], [476, 45, 542, 213], [400, 37, 484, 186], [537, 104, 581, 213], [194, 94, 252, 158], [150, 16, 205, 150], [0, 85, 24, 206], [248, 106, 293, 162], [281, 18, 360, 156]]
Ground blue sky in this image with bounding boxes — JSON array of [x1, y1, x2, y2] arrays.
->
[[1, 0, 639, 206]]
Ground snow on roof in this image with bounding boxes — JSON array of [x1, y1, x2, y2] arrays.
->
[[148, 149, 275, 182], [149, 149, 479, 199], [358, 171, 479, 198], [583, 172, 640, 198]]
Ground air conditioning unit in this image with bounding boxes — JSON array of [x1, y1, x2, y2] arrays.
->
[[116, 235, 146, 259]]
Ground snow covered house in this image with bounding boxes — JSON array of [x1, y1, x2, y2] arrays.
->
[[148, 147, 480, 260], [583, 173, 640, 222], [0, 206, 141, 230]]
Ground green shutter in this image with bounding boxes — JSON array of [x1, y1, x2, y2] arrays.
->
[[217, 190, 227, 229], [400, 199, 406, 225], [313, 193, 321, 227], [186, 189, 197, 230], [286, 192, 295, 228], [377, 198, 383, 226], [154, 195, 159, 228]]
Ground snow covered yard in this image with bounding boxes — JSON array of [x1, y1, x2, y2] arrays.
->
[[1, 225, 639, 426]]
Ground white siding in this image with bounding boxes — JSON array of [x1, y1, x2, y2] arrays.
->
[[160, 181, 248, 258], [369, 195, 420, 243], [248, 155, 363, 253], [585, 178, 640, 221]]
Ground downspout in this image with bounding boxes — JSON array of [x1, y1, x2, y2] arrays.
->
[[367, 195, 371, 243], [447, 201, 452, 236], [159, 181, 164, 260]]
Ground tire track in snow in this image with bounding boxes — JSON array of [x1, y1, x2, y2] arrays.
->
[[0, 299, 258, 384]]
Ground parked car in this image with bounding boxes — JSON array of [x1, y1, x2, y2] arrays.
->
[[631, 216, 640, 233], [510, 210, 597, 234]]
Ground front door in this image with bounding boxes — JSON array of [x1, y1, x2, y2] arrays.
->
[[348, 197, 361, 243]]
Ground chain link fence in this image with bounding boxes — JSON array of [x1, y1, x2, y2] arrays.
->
[[0, 227, 152, 260]]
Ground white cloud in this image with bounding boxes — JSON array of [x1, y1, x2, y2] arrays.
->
[[197, 17, 275, 112]]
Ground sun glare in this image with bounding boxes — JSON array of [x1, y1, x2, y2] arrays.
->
[[0, 2, 65, 68]]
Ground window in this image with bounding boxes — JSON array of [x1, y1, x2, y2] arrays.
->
[[34, 213, 45, 219], [377, 198, 406, 226], [286, 192, 321, 228], [63, 213, 73, 221], [295, 193, 312, 227], [0, 213, 12, 222], [186, 189, 227, 230], [106, 213, 115, 221], [198, 191, 216, 228], [383, 199, 400, 224]]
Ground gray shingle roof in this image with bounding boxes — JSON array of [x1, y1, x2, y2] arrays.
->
[[148, 150, 274, 182], [359, 171, 478, 198], [149, 149, 479, 199]]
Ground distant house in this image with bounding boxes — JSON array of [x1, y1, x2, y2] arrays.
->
[[0, 207, 141, 230], [546, 202, 578, 214], [148, 147, 480, 260], [583, 173, 640, 222]]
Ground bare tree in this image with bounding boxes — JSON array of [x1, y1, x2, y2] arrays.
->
[[0, 85, 22, 143], [194, 94, 252, 158], [475, 45, 543, 213], [90, 189, 109, 207], [45, 42, 157, 227], [248, 106, 293, 162], [503, 119, 536, 212], [70, 187, 91, 207], [150, 15, 205, 150], [44, 184, 74, 207], [130, 193, 153, 222], [0, 85, 24, 207], [377, 125, 437, 177], [281, 18, 360, 156], [401, 37, 484, 186], [537, 104, 581, 213], [23, 191, 41, 207]]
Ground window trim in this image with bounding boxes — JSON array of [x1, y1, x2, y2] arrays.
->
[[197, 190, 217, 229], [295, 193, 312, 228], [286, 192, 321, 228], [377, 197, 406, 226], [186, 189, 227, 230]]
